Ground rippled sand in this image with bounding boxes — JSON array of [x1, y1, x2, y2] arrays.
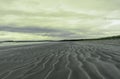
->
[[0, 40, 120, 79]]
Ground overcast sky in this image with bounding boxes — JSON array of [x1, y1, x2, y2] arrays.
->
[[0, 0, 120, 40]]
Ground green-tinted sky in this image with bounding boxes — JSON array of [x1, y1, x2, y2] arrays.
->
[[0, 0, 120, 40]]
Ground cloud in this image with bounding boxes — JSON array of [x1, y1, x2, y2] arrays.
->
[[0, 26, 60, 33], [0, 31, 58, 41], [0, 26, 81, 40], [0, 0, 120, 40]]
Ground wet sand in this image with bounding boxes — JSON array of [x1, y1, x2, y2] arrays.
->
[[0, 40, 120, 79]]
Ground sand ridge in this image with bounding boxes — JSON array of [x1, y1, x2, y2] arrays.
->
[[0, 41, 120, 79]]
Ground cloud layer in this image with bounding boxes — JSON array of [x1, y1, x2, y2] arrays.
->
[[0, 0, 120, 40]]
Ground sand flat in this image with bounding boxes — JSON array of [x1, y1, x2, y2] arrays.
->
[[0, 40, 120, 79]]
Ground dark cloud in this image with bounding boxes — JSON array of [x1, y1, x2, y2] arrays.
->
[[0, 26, 80, 39], [0, 26, 59, 33]]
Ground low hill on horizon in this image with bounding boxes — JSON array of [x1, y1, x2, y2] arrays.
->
[[0, 35, 120, 43], [60, 35, 120, 41]]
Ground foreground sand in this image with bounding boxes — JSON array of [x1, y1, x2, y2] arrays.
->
[[0, 40, 120, 79]]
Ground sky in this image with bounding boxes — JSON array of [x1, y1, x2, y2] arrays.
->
[[0, 0, 120, 40]]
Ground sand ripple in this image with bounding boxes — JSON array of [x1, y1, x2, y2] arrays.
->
[[0, 41, 120, 79]]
